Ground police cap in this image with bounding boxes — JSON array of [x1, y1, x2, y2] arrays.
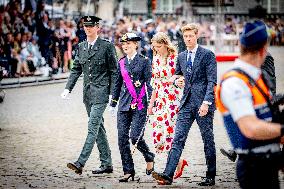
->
[[240, 20, 268, 47]]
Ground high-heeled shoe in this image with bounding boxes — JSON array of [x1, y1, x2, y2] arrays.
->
[[146, 161, 154, 175], [173, 159, 188, 179], [119, 173, 135, 182]]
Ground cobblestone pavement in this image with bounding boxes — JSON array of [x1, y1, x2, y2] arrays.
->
[[0, 47, 283, 189]]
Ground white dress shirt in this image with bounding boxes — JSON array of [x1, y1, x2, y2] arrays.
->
[[87, 37, 98, 49], [127, 52, 137, 63]]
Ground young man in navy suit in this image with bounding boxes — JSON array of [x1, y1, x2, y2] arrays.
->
[[152, 23, 217, 186]]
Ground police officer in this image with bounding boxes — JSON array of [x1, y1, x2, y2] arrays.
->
[[220, 52, 277, 162], [110, 33, 155, 182], [61, 15, 118, 175], [216, 20, 284, 188]]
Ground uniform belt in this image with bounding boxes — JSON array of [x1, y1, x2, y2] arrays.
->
[[235, 143, 281, 155]]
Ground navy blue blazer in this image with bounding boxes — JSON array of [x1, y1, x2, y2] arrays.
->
[[175, 46, 217, 112], [110, 54, 152, 111]]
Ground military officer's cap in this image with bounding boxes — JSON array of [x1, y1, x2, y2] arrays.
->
[[120, 33, 141, 42], [82, 15, 102, 26]]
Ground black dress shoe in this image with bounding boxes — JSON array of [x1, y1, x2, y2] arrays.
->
[[220, 148, 237, 162], [152, 171, 172, 185], [67, 161, 83, 175], [197, 177, 215, 186], [119, 173, 135, 182], [146, 161, 154, 175], [92, 166, 113, 174]]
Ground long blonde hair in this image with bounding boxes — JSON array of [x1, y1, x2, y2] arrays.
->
[[151, 32, 177, 57]]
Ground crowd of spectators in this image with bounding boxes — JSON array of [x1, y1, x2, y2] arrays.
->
[[1, 0, 284, 78], [0, 0, 78, 78]]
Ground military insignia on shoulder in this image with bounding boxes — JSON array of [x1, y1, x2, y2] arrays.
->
[[139, 54, 148, 60], [102, 38, 111, 43], [119, 56, 126, 61], [78, 40, 86, 47]]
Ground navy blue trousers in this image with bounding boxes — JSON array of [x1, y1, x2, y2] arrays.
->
[[163, 101, 216, 179], [117, 109, 155, 174]]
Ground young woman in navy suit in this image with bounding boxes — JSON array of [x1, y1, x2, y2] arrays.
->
[[110, 33, 155, 182]]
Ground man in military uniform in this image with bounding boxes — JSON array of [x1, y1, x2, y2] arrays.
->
[[61, 15, 118, 175]]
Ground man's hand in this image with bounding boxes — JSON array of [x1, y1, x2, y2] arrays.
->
[[61, 89, 70, 99], [198, 103, 209, 117], [175, 76, 185, 88]]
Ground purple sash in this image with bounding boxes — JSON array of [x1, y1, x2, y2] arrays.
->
[[119, 58, 146, 110]]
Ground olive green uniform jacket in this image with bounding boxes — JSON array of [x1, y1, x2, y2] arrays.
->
[[65, 38, 118, 107]]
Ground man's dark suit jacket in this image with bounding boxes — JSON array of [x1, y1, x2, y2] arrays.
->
[[175, 45, 217, 112]]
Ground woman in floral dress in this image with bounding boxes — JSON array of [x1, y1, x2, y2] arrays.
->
[[148, 32, 188, 179]]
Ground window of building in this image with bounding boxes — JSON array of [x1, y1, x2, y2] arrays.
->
[[156, 0, 182, 13]]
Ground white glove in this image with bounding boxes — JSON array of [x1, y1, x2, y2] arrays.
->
[[109, 106, 116, 117], [61, 89, 70, 99]]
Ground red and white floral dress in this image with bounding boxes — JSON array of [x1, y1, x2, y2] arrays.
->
[[149, 54, 182, 153]]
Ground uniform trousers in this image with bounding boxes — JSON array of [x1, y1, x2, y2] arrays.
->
[[237, 151, 284, 189], [117, 109, 155, 174], [77, 103, 112, 168]]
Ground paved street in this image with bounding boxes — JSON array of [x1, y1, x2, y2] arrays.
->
[[0, 46, 284, 188]]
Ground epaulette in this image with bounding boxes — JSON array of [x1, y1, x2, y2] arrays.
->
[[102, 38, 111, 43], [119, 56, 126, 61], [78, 40, 87, 47], [139, 54, 148, 60]]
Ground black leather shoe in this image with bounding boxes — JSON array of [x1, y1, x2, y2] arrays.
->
[[220, 148, 237, 162], [119, 173, 135, 182], [67, 161, 83, 175], [152, 171, 172, 185], [197, 177, 215, 186], [92, 166, 113, 174], [146, 161, 154, 175]]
